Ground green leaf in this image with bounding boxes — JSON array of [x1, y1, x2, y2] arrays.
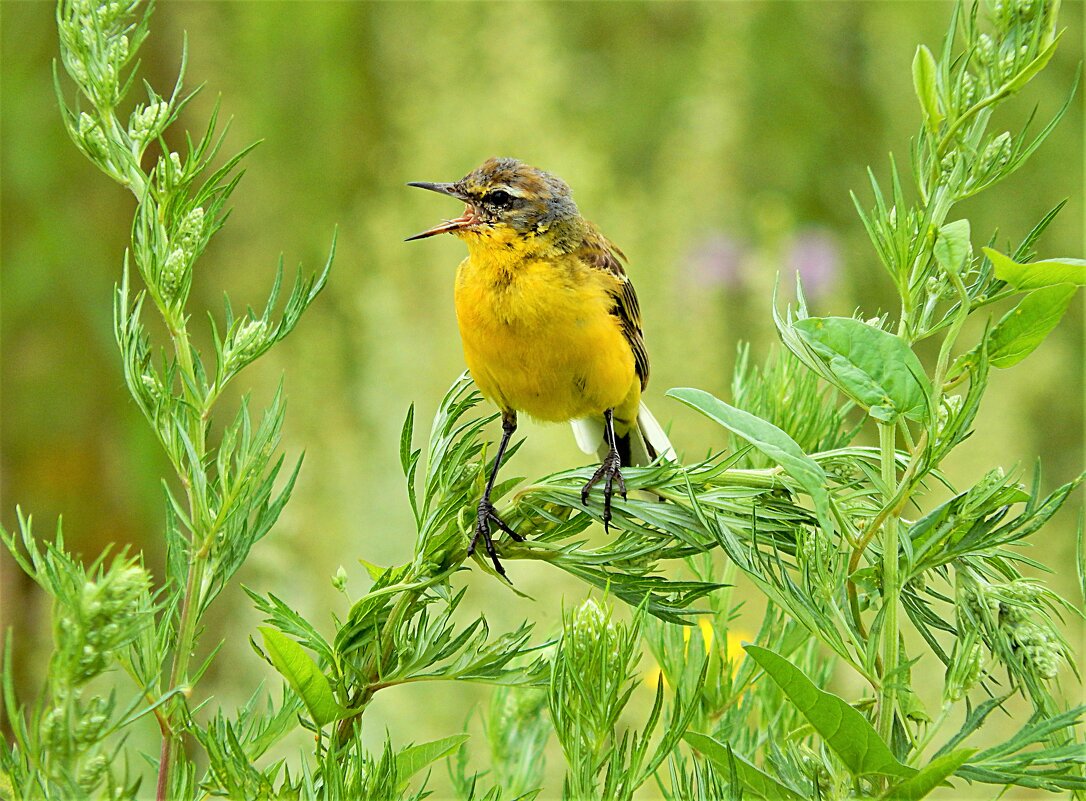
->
[[933, 219, 970, 274], [259, 627, 345, 727], [400, 403, 415, 476], [881, 749, 976, 800], [666, 388, 827, 504], [985, 247, 1086, 290], [986, 285, 1077, 368], [745, 645, 915, 778], [395, 734, 470, 788], [667, 386, 835, 536], [1001, 35, 1061, 95], [685, 731, 806, 801], [357, 558, 388, 582], [912, 45, 942, 129], [791, 317, 932, 423]]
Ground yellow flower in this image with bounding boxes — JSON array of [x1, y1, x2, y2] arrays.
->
[[645, 618, 753, 690]]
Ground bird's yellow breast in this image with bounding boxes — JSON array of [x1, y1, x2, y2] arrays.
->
[[453, 245, 638, 423]]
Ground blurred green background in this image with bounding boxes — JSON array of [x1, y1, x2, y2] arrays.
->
[[1, 2, 1082, 797]]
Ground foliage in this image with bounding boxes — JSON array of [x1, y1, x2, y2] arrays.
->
[[2, 0, 1082, 799]]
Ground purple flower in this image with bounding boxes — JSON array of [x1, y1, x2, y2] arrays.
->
[[787, 227, 840, 298], [686, 234, 746, 289]]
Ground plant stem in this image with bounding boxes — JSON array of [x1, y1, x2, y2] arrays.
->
[[331, 581, 422, 749], [845, 429, 928, 638], [156, 310, 211, 801], [877, 421, 901, 745], [910, 701, 952, 765], [156, 551, 209, 800]]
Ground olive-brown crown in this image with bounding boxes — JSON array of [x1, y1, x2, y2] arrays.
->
[[453, 157, 580, 233]]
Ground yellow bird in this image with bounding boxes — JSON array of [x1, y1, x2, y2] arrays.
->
[[407, 157, 672, 578]]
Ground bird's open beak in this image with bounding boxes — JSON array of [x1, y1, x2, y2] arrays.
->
[[405, 181, 479, 241]]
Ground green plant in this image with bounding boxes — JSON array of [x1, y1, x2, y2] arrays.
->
[[4, 0, 331, 797], [2, 0, 1083, 799]]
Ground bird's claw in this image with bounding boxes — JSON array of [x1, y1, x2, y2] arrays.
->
[[581, 450, 626, 531], [469, 498, 524, 578]]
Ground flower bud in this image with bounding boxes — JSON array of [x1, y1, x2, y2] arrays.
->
[[77, 753, 108, 791], [1009, 620, 1062, 678], [999, 52, 1017, 77], [1014, 0, 1038, 21], [174, 207, 206, 261], [567, 597, 618, 663], [962, 466, 1006, 519], [960, 72, 977, 105], [937, 394, 963, 431], [572, 597, 607, 640], [975, 34, 995, 65], [107, 34, 129, 65], [68, 54, 89, 84], [962, 581, 1000, 620], [829, 460, 859, 482], [78, 113, 110, 161], [141, 372, 160, 397], [75, 711, 108, 745], [161, 248, 187, 292], [232, 318, 268, 359], [42, 707, 67, 751], [332, 566, 348, 592], [128, 101, 170, 141], [945, 637, 985, 701], [983, 132, 1013, 169]]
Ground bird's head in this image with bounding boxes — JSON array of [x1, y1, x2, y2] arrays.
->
[[406, 157, 582, 249]]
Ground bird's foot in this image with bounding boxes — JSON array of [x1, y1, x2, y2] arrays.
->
[[468, 498, 524, 579], [581, 448, 627, 532]]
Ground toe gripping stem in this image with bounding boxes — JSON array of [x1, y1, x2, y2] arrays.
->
[[580, 408, 627, 531], [468, 411, 524, 579]]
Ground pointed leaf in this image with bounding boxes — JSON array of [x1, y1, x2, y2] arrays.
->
[[912, 45, 942, 129], [986, 247, 1086, 290], [745, 644, 915, 778], [357, 558, 387, 582], [400, 404, 416, 476], [987, 285, 1077, 368], [667, 388, 825, 497], [881, 748, 976, 800], [395, 734, 470, 787], [667, 388, 831, 530], [792, 317, 932, 423], [1001, 35, 1061, 94], [685, 731, 805, 801], [259, 627, 345, 726]]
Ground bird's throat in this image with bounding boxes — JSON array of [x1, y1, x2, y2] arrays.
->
[[462, 228, 548, 273]]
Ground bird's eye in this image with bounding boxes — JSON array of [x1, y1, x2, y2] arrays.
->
[[484, 189, 515, 209]]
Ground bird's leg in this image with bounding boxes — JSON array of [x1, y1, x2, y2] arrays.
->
[[469, 410, 524, 578], [581, 408, 627, 532]]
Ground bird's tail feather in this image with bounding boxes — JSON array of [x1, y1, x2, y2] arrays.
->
[[634, 401, 677, 464], [570, 402, 676, 467]]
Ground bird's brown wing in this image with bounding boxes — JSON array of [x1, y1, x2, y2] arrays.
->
[[577, 229, 649, 390]]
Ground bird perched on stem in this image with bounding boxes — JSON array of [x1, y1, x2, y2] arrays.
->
[[407, 157, 673, 579]]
